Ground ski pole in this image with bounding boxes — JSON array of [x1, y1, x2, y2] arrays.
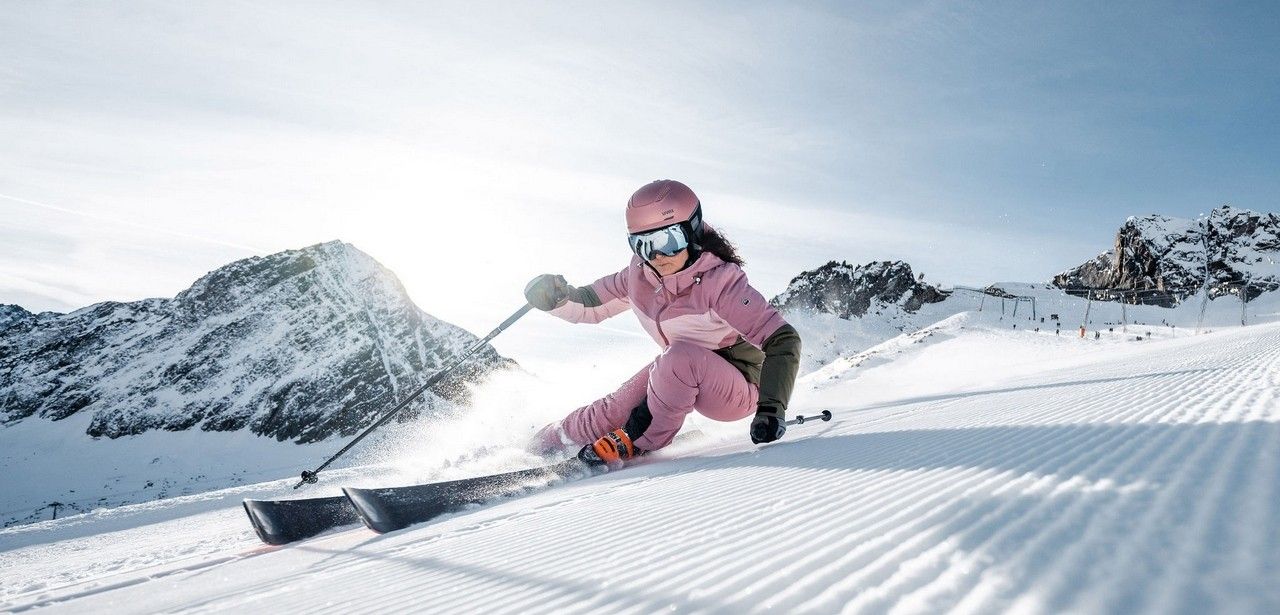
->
[[294, 303, 535, 489], [785, 410, 833, 426]]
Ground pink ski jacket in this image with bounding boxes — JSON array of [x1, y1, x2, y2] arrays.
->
[[549, 252, 789, 355]]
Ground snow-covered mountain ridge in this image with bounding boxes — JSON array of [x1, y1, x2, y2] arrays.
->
[[769, 251, 1280, 378], [771, 260, 948, 319], [1053, 205, 1280, 304], [0, 241, 512, 443], [768, 260, 954, 372]]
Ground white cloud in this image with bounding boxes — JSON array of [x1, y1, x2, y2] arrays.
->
[[2, 1, 1267, 324]]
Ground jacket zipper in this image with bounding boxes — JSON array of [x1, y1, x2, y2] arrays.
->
[[653, 281, 671, 346]]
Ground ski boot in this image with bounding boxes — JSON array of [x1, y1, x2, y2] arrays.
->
[[578, 429, 642, 468]]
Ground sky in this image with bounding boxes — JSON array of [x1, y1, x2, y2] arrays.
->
[[3, 1, 1279, 357]]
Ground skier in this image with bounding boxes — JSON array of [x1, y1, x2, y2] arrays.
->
[[524, 179, 802, 466]]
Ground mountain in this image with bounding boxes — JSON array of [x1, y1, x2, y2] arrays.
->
[[0, 304, 32, 331], [770, 260, 949, 319], [0, 241, 512, 443], [768, 260, 952, 372], [1053, 205, 1280, 305]]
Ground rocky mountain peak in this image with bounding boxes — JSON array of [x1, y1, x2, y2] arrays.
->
[[771, 260, 949, 319], [0, 304, 33, 332], [174, 241, 361, 318], [1053, 205, 1280, 305], [0, 241, 512, 443]]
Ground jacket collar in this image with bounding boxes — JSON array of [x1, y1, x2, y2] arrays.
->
[[634, 251, 725, 295]]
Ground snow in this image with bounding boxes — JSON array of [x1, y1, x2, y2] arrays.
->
[[0, 365, 579, 530], [3, 291, 1279, 613]]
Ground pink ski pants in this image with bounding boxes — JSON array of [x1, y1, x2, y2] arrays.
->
[[556, 341, 758, 451]]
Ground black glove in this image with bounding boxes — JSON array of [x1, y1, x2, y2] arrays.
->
[[524, 274, 569, 311], [750, 411, 786, 444]]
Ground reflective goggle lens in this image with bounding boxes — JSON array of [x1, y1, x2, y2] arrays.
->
[[627, 224, 689, 259]]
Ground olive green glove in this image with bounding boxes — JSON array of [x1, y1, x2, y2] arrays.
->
[[524, 274, 570, 311]]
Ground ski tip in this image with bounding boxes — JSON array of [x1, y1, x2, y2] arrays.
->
[[242, 499, 289, 546], [342, 487, 399, 534], [241, 495, 362, 546]]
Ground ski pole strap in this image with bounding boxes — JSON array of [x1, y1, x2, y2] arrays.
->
[[784, 410, 833, 426], [293, 303, 534, 489]]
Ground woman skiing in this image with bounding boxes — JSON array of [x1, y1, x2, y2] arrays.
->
[[524, 179, 802, 466]]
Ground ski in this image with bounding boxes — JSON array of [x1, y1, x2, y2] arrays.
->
[[343, 458, 597, 534], [241, 460, 594, 545], [243, 413, 832, 544], [242, 494, 362, 546]]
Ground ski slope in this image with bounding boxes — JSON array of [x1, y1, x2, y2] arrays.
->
[[3, 320, 1279, 613]]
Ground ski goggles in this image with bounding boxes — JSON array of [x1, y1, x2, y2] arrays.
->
[[627, 223, 689, 260]]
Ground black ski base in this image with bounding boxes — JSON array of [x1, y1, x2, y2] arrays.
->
[[242, 494, 362, 546], [343, 458, 594, 534]]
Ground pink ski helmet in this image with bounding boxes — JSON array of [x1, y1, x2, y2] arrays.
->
[[625, 180, 704, 239]]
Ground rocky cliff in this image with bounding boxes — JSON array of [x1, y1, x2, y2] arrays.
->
[[1053, 205, 1280, 305], [0, 241, 511, 443], [771, 260, 949, 319]]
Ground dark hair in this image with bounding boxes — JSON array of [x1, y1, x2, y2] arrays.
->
[[698, 225, 745, 267]]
